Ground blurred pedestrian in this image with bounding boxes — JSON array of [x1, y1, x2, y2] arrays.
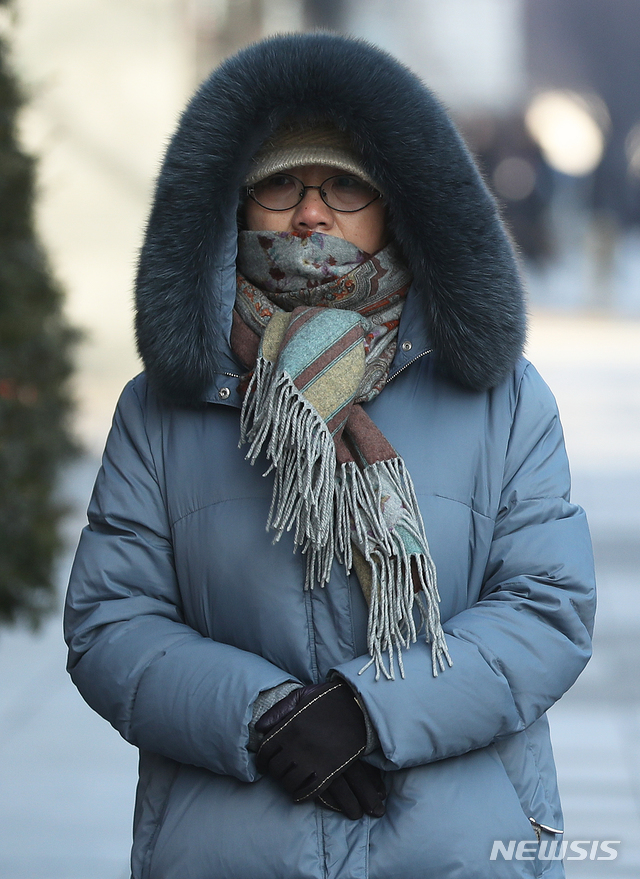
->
[[64, 33, 595, 878]]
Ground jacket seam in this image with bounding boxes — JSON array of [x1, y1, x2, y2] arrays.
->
[[171, 494, 269, 527], [130, 379, 179, 549], [432, 492, 494, 521], [302, 548, 322, 879], [498, 361, 529, 496], [131, 379, 164, 497], [522, 725, 560, 828], [140, 759, 182, 879], [171, 491, 507, 529], [346, 570, 359, 659], [304, 582, 321, 685], [503, 494, 569, 503], [317, 803, 329, 879], [363, 814, 371, 879]]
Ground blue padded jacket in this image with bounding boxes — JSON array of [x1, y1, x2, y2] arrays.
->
[[64, 33, 595, 879]]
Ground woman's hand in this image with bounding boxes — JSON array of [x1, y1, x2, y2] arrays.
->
[[318, 759, 386, 819], [255, 681, 385, 818]]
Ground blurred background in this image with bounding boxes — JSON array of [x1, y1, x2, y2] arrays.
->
[[0, 1, 638, 876]]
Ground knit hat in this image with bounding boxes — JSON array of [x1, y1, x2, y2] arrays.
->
[[245, 121, 380, 191]]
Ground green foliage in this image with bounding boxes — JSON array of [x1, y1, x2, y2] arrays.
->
[[0, 4, 78, 626]]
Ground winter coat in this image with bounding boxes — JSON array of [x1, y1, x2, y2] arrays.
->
[[64, 33, 596, 879]]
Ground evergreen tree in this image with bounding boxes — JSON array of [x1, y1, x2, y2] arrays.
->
[[0, 0, 78, 626]]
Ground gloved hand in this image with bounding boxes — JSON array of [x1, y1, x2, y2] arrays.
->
[[255, 681, 371, 807], [318, 759, 386, 820], [254, 682, 325, 734]]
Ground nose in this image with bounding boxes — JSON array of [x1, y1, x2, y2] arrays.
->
[[290, 187, 335, 233]]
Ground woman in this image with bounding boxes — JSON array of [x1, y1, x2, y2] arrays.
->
[[64, 32, 595, 879]]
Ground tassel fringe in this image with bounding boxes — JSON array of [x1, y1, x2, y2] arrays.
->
[[240, 357, 452, 681], [240, 357, 337, 576], [339, 459, 452, 681]]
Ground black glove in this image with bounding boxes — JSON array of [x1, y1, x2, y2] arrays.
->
[[318, 759, 386, 820], [255, 681, 368, 805], [254, 683, 324, 734]]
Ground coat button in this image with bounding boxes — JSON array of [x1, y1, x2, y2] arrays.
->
[[401, 340, 412, 352], [218, 387, 231, 400]]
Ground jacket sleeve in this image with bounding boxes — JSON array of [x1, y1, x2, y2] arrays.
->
[[64, 379, 300, 782], [332, 364, 596, 770]]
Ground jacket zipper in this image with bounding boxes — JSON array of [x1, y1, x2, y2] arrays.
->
[[222, 347, 433, 386], [529, 817, 563, 841], [387, 348, 433, 384]]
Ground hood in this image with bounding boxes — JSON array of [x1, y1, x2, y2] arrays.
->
[[135, 32, 526, 405]]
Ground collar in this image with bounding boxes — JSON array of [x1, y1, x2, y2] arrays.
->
[[389, 281, 432, 380], [206, 279, 431, 408]]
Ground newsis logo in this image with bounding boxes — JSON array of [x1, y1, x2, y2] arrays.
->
[[490, 839, 621, 862]]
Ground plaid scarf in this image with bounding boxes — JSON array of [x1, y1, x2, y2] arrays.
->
[[233, 231, 451, 680]]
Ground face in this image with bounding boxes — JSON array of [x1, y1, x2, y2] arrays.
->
[[245, 165, 387, 254]]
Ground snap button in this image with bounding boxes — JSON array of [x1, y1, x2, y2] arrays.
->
[[401, 340, 412, 352], [218, 387, 231, 400]]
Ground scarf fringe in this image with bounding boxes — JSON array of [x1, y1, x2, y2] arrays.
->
[[338, 459, 452, 681], [240, 357, 337, 565], [240, 357, 451, 680]]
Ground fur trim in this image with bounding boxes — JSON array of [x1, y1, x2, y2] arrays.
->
[[135, 33, 526, 403]]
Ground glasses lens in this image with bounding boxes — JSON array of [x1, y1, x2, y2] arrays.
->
[[251, 174, 301, 210], [322, 175, 380, 211]]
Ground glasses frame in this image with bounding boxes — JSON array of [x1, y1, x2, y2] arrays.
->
[[246, 173, 382, 213]]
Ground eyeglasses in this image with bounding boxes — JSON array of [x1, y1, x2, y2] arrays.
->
[[246, 173, 382, 213]]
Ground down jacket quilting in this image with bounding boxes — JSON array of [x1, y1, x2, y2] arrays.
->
[[64, 33, 596, 879]]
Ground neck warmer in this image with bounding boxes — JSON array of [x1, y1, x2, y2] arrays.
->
[[233, 231, 451, 680]]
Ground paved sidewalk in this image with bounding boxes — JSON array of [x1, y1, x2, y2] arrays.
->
[[528, 314, 640, 878], [0, 457, 137, 879], [0, 313, 638, 878]]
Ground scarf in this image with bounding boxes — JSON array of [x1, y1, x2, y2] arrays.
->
[[233, 231, 451, 680]]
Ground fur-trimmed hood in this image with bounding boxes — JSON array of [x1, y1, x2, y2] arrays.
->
[[135, 32, 526, 404]]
